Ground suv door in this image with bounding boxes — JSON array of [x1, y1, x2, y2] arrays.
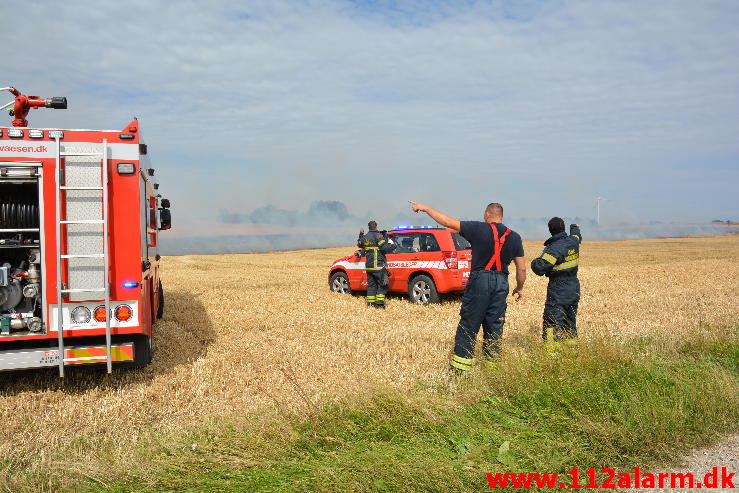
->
[[387, 232, 442, 291], [350, 250, 367, 290]]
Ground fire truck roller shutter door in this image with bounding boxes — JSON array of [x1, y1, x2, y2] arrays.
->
[[0, 195, 38, 228]]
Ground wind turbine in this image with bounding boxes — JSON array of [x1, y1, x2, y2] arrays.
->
[[596, 197, 606, 226]]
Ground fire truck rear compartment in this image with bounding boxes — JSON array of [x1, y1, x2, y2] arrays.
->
[[0, 181, 43, 336]]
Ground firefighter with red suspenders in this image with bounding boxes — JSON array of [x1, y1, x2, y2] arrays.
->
[[408, 201, 526, 372]]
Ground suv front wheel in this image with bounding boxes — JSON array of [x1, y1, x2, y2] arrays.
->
[[408, 274, 439, 304], [329, 271, 352, 294]]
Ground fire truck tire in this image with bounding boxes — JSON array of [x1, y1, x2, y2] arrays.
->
[[156, 279, 164, 320], [129, 334, 153, 369], [408, 274, 439, 304], [329, 271, 352, 294]]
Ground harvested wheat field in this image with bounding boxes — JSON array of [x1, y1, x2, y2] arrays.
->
[[0, 234, 738, 486]]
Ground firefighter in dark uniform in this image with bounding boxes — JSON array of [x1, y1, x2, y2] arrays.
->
[[409, 201, 526, 372], [357, 221, 396, 308], [531, 218, 582, 355]]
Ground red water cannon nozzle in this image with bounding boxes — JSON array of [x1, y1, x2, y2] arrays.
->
[[2, 86, 67, 127]]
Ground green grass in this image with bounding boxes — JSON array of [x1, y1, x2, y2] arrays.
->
[[86, 333, 739, 492]]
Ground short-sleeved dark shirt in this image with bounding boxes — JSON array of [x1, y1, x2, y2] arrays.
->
[[459, 221, 524, 274]]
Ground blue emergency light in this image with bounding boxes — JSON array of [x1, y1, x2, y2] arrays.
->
[[122, 281, 140, 288], [393, 225, 435, 230]]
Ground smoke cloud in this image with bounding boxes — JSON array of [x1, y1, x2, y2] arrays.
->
[[158, 201, 737, 255], [217, 201, 359, 227]]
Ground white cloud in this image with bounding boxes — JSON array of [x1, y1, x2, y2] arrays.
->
[[3, 0, 738, 227]]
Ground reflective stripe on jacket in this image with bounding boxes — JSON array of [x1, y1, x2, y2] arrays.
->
[[531, 225, 582, 278], [358, 230, 396, 270]]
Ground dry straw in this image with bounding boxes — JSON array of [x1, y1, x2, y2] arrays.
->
[[0, 235, 737, 489]]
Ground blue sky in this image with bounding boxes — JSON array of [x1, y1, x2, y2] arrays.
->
[[3, 0, 738, 236]]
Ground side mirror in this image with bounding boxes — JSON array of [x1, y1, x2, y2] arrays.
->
[[159, 208, 172, 230]]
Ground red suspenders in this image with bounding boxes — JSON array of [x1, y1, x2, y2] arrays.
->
[[484, 223, 511, 271]]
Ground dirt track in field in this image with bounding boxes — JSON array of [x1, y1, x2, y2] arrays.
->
[[0, 234, 738, 485]]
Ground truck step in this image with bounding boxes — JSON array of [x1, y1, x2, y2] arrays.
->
[[60, 254, 104, 259], [60, 186, 104, 190], [60, 220, 104, 224], [61, 288, 106, 293]]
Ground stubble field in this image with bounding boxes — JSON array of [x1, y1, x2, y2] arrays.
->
[[0, 234, 737, 490]]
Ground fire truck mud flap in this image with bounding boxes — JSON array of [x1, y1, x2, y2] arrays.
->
[[0, 342, 134, 371]]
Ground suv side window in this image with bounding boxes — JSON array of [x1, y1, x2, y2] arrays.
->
[[389, 233, 441, 253], [389, 233, 418, 253], [452, 232, 471, 251], [418, 233, 441, 252]]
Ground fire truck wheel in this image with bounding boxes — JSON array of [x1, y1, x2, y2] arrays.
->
[[408, 274, 439, 304], [156, 279, 164, 320], [130, 334, 153, 368], [329, 271, 352, 294]]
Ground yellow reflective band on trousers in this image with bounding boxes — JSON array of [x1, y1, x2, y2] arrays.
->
[[376, 294, 385, 299], [544, 329, 578, 355], [552, 259, 578, 271], [450, 354, 474, 371], [541, 253, 557, 265]]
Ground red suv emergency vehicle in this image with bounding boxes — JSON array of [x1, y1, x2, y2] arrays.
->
[[328, 226, 472, 303]]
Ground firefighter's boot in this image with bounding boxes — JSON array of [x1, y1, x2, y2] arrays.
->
[[544, 327, 560, 357], [374, 293, 386, 309], [449, 354, 473, 375], [560, 337, 578, 356], [544, 327, 578, 356]]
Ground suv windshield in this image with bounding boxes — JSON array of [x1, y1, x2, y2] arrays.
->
[[452, 232, 471, 251]]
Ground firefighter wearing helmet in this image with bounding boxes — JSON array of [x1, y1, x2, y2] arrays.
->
[[357, 221, 396, 308], [531, 218, 582, 355]]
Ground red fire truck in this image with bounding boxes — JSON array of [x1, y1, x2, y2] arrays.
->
[[0, 86, 171, 376]]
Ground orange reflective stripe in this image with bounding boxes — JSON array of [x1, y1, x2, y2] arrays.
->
[[112, 345, 134, 361], [64, 345, 134, 364]]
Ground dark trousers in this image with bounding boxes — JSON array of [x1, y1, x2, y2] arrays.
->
[[454, 270, 508, 360], [542, 277, 579, 340], [366, 270, 388, 306]]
